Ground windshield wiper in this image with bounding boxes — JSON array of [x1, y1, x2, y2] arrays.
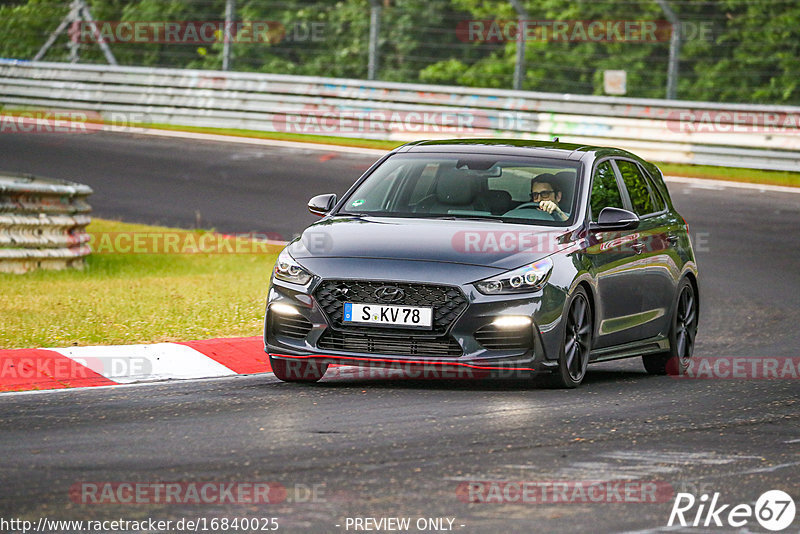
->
[[431, 215, 507, 223]]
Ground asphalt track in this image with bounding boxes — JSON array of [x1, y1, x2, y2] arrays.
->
[[1, 132, 799, 533]]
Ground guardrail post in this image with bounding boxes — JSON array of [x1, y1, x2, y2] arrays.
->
[[509, 0, 528, 91], [368, 0, 382, 80]]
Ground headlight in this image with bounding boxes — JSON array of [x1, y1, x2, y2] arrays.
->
[[474, 257, 553, 295], [274, 248, 313, 285]]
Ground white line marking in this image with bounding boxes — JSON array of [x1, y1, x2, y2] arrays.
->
[[113, 126, 388, 156], [601, 450, 763, 465], [710, 460, 800, 477], [618, 525, 690, 534], [51, 343, 237, 383], [0, 372, 278, 397]]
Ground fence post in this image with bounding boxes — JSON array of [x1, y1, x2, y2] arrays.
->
[[655, 0, 681, 100], [368, 0, 382, 80], [509, 0, 528, 91], [222, 0, 236, 71], [35, 0, 117, 65]]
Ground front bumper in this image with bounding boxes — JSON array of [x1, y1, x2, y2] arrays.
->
[[264, 276, 567, 375]]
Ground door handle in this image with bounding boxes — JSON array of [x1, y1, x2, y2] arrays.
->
[[631, 243, 645, 254]]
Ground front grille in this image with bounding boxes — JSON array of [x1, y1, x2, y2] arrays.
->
[[272, 314, 313, 339], [314, 280, 467, 335], [474, 324, 533, 351], [317, 330, 462, 357]]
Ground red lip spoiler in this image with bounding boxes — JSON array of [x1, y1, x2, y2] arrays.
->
[[269, 352, 534, 371]]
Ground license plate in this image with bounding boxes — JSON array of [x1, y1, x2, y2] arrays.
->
[[343, 302, 433, 329]]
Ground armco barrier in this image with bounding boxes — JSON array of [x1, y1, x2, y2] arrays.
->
[[0, 173, 92, 273], [1, 60, 799, 171]]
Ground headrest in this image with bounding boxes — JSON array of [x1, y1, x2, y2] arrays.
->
[[485, 190, 512, 214], [436, 168, 475, 205], [552, 171, 576, 205], [552, 171, 575, 191]]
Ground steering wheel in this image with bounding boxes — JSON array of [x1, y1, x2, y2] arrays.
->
[[507, 201, 558, 221]]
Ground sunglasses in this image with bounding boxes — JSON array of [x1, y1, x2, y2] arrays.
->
[[530, 190, 555, 200]]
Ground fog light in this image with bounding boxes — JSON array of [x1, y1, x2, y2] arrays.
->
[[492, 316, 532, 328], [270, 303, 301, 316]]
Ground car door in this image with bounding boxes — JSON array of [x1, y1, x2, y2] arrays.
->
[[585, 159, 646, 349], [613, 159, 678, 341]]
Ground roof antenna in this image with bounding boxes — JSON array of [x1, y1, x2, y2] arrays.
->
[[552, 137, 560, 142]]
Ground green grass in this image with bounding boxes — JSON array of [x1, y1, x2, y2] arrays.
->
[[147, 122, 403, 151], [658, 163, 800, 187], [0, 219, 278, 350]]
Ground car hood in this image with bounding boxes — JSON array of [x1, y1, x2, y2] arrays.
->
[[288, 216, 576, 271]]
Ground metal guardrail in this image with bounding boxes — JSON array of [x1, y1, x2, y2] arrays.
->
[[0, 172, 92, 273], [1, 60, 799, 171]]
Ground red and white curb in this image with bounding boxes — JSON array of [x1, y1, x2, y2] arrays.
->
[[0, 336, 270, 393]]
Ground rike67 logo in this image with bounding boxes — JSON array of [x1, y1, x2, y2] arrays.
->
[[669, 490, 796, 531]]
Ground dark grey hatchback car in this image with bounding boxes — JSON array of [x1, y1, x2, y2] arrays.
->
[[264, 139, 699, 387]]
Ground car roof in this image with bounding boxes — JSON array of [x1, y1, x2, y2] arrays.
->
[[395, 138, 641, 162]]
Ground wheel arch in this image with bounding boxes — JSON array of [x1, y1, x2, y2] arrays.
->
[[681, 271, 700, 324], [574, 279, 597, 341]]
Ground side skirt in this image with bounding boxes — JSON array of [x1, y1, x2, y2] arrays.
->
[[589, 336, 669, 364]]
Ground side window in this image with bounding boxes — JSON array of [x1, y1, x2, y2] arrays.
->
[[616, 160, 656, 216], [590, 161, 624, 220], [642, 167, 667, 212]]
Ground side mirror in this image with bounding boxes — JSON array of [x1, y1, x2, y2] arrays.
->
[[308, 194, 337, 217], [590, 207, 640, 231]]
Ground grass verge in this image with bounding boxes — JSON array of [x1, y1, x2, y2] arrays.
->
[[147, 122, 403, 151], [658, 163, 800, 187], [0, 219, 278, 350]]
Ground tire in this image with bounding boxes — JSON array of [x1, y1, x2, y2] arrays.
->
[[269, 355, 328, 383], [550, 287, 593, 388], [642, 278, 698, 375]]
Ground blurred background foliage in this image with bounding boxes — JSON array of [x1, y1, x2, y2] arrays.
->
[[1, 0, 798, 104]]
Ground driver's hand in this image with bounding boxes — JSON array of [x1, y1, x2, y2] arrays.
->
[[538, 200, 567, 221], [538, 200, 558, 214]]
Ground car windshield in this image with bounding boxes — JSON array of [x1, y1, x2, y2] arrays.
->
[[338, 153, 581, 226]]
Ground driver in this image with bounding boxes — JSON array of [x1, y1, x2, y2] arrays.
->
[[531, 173, 569, 222]]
